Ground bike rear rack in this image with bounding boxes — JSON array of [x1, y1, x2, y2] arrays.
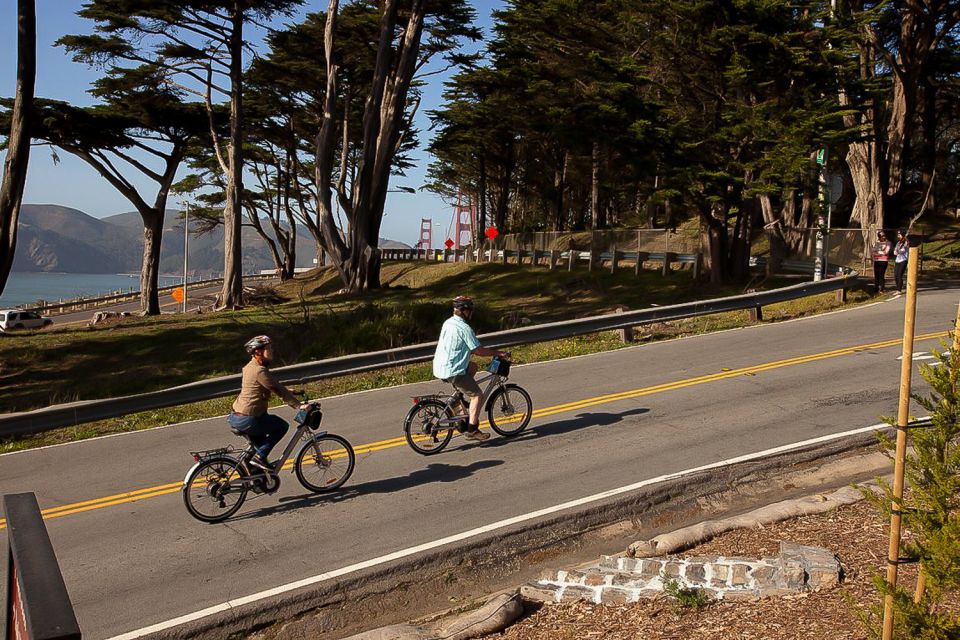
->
[[190, 445, 239, 461]]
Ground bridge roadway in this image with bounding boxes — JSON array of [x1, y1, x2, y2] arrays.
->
[[1, 285, 957, 638]]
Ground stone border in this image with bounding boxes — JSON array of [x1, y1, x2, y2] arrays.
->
[[522, 541, 841, 605]]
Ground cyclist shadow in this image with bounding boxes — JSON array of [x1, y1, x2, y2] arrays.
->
[[476, 407, 650, 450], [231, 459, 504, 520]]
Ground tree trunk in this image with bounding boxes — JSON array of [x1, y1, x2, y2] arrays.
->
[[217, 3, 245, 309], [553, 149, 568, 231], [590, 142, 601, 229], [478, 154, 488, 234], [315, 0, 426, 293], [494, 138, 513, 232], [759, 193, 786, 275], [0, 0, 35, 296], [846, 140, 884, 231], [139, 214, 163, 314]]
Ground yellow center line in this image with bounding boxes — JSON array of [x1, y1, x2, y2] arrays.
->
[[0, 330, 947, 530]]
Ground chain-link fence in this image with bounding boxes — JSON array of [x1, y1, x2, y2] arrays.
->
[[494, 229, 702, 255], [764, 227, 873, 273]]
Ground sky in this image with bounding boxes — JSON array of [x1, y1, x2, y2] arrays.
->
[[0, 1, 503, 248]]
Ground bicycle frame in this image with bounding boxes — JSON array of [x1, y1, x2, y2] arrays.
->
[[192, 412, 324, 477]]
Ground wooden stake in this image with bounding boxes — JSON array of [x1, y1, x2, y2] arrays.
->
[[882, 244, 920, 640]]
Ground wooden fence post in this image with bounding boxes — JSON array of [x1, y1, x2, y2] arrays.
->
[[611, 245, 618, 274], [549, 250, 557, 270], [568, 250, 576, 272]]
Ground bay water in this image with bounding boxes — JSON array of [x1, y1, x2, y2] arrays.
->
[[0, 272, 186, 308]]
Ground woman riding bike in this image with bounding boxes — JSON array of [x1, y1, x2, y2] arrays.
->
[[229, 335, 308, 470]]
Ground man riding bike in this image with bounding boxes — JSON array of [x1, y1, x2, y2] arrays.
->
[[432, 296, 509, 441], [229, 335, 307, 470]]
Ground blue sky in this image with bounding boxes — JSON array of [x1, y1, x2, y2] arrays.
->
[[0, 1, 502, 247]]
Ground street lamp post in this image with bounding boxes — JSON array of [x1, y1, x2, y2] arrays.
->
[[182, 203, 189, 313]]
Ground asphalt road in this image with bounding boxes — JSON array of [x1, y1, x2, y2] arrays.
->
[[1, 284, 957, 638], [46, 284, 225, 328]]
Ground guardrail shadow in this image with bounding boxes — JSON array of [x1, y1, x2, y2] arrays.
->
[[232, 459, 505, 520], [469, 407, 651, 451]]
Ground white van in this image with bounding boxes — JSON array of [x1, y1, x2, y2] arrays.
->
[[0, 309, 53, 332]]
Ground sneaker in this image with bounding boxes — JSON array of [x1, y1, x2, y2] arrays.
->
[[249, 455, 274, 471], [463, 429, 490, 441]]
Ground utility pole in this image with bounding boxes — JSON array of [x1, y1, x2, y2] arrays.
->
[[814, 147, 829, 280], [182, 202, 189, 313]]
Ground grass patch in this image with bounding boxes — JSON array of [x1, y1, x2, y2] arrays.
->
[[0, 262, 873, 453]]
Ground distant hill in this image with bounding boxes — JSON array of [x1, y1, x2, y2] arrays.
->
[[14, 205, 411, 276]]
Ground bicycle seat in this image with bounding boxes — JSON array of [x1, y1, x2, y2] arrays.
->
[[230, 428, 253, 441]]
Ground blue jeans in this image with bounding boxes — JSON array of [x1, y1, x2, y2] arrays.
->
[[228, 412, 289, 459]]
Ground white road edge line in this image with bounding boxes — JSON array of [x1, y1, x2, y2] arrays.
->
[[104, 419, 899, 640]]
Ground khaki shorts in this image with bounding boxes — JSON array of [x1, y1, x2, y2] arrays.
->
[[449, 373, 482, 398]]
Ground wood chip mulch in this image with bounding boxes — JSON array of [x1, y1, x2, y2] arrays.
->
[[496, 499, 954, 639]]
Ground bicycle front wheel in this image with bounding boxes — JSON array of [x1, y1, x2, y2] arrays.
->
[[295, 434, 356, 493], [404, 399, 455, 455], [487, 384, 533, 436], [182, 456, 248, 523]]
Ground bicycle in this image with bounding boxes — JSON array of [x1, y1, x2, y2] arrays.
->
[[182, 396, 355, 523], [403, 356, 533, 455]]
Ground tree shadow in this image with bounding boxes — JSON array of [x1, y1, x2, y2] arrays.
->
[[229, 459, 505, 521], [474, 407, 650, 450]]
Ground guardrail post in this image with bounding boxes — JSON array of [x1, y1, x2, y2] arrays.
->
[[588, 250, 594, 272], [615, 306, 634, 343], [501, 248, 508, 265], [549, 250, 557, 270], [568, 250, 576, 272], [662, 252, 675, 276], [749, 305, 763, 322], [836, 282, 848, 303], [4, 492, 81, 640], [611, 246, 618, 274]]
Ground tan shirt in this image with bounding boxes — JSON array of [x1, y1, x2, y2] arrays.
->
[[232, 359, 299, 416]]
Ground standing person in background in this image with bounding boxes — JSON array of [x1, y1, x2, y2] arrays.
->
[[893, 229, 909, 295], [872, 230, 891, 293]]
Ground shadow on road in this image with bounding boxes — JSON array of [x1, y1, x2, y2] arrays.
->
[[472, 407, 650, 451], [231, 459, 505, 520]]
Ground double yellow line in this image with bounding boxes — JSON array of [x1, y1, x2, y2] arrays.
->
[[0, 330, 947, 529]]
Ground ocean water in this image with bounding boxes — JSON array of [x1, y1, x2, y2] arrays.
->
[[0, 272, 186, 308]]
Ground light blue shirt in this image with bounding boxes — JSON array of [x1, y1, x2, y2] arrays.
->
[[433, 315, 481, 379]]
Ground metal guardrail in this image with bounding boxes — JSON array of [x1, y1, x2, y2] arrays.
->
[[0, 274, 857, 437]]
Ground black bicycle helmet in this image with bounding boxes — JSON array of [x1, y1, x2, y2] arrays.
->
[[452, 295, 474, 310], [244, 334, 272, 354]]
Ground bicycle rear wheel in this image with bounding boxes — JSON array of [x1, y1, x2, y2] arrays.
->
[[182, 456, 248, 523], [404, 399, 455, 455], [487, 384, 533, 436], [295, 433, 356, 493]]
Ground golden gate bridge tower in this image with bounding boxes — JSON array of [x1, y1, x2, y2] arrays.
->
[[415, 218, 432, 250], [450, 191, 475, 249]]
